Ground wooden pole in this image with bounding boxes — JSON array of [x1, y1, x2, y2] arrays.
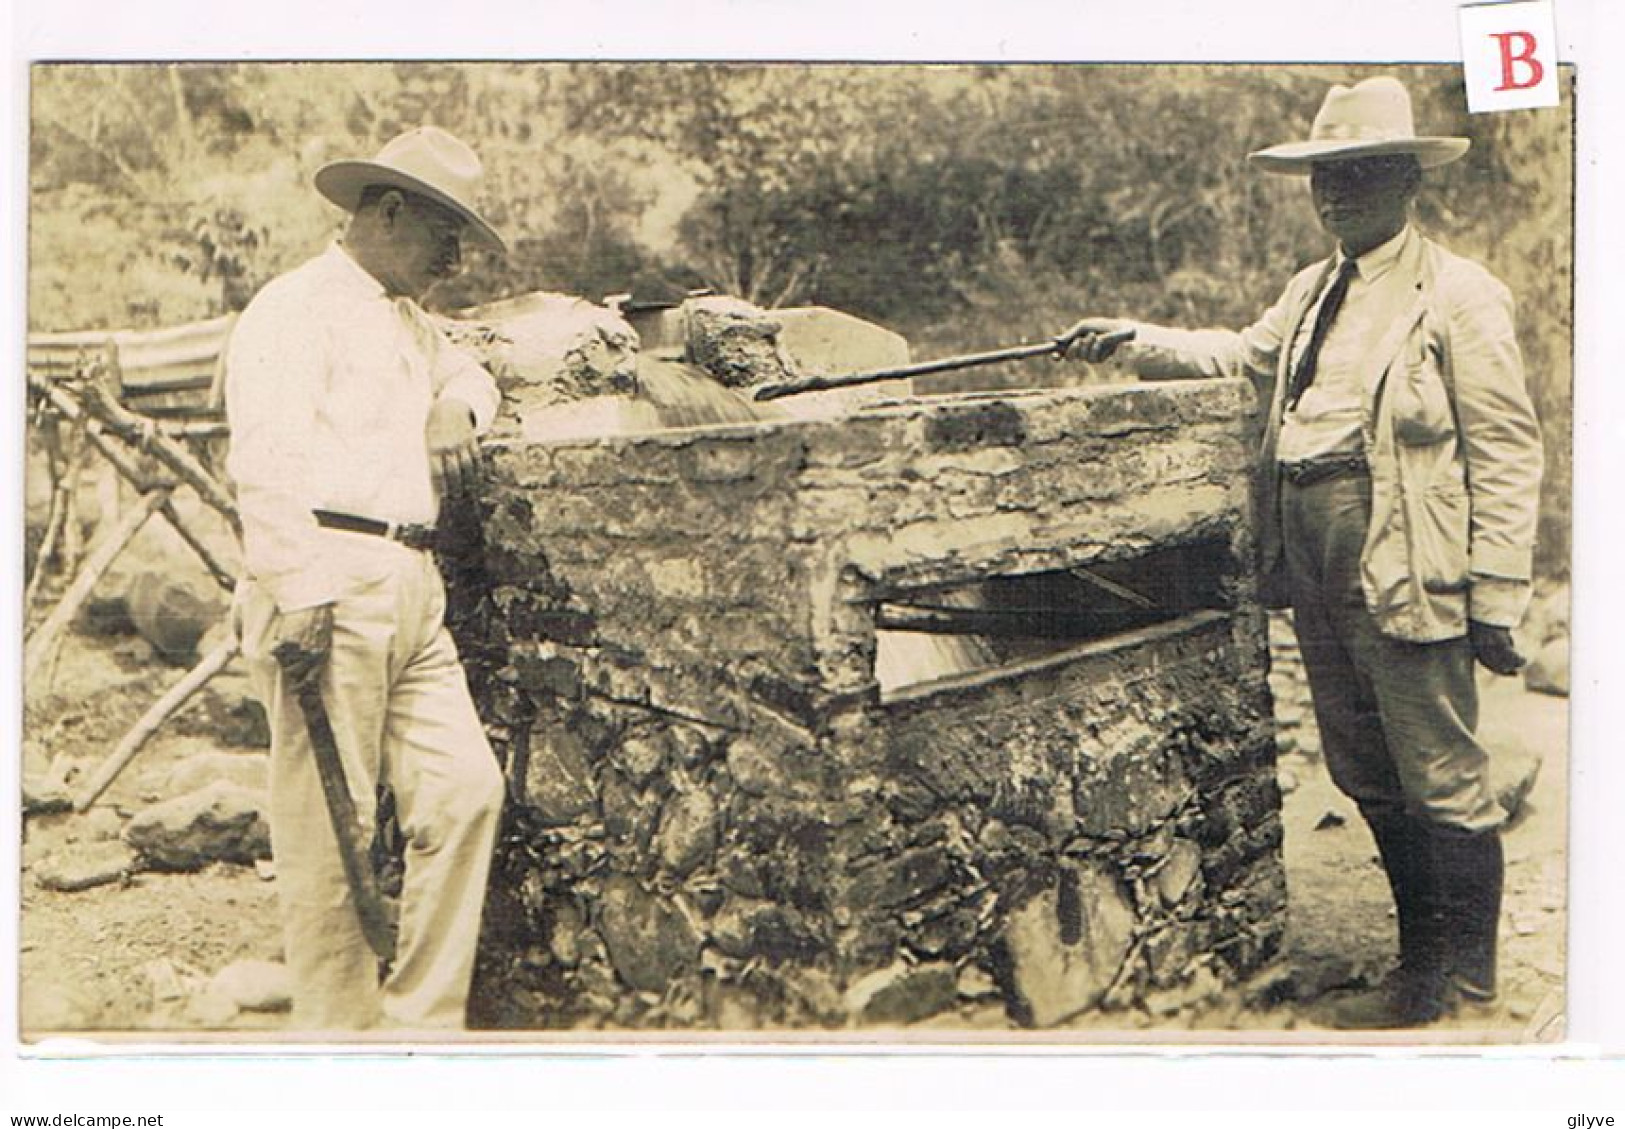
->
[[24, 481, 68, 617], [28, 373, 239, 530], [156, 500, 237, 592], [72, 636, 239, 812], [71, 417, 236, 592], [23, 485, 174, 693]]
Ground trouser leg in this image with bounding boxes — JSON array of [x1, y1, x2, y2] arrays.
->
[[1281, 475, 1503, 1026], [238, 553, 502, 1032], [378, 619, 504, 1029], [239, 579, 392, 1031]]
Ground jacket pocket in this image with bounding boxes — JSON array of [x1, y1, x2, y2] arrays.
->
[[1408, 478, 1471, 595], [1389, 339, 1456, 447]]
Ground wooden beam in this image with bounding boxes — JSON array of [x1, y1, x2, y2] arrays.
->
[[72, 637, 239, 812], [23, 485, 174, 694]]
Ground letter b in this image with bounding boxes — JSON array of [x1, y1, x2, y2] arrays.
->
[[1492, 30, 1545, 90]]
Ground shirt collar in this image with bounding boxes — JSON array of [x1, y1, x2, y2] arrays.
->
[[322, 240, 391, 301], [1336, 225, 1413, 284]]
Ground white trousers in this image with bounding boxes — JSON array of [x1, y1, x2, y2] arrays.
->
[[238, 546, 503, 1031]]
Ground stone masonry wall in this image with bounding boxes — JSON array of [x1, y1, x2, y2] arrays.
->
[[447, 378, 1285, 1030]]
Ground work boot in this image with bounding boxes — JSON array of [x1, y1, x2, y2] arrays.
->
[[1324, 808, 1447, 1029], [1325, 963, 1449, 1029], [1430, 825, 1505, 1003]]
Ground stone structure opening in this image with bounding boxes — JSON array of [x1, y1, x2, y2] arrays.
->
[[873, 539, 1233, 698]]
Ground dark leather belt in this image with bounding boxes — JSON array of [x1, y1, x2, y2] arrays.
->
[[313, 509, 438, 552], [1279, 452, 1369, 487]]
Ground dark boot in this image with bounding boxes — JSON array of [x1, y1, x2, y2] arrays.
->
[[1326, 809, 1447, 1029], [1368, 810, 1433, 971], [1430, 825, 1504, 1002]]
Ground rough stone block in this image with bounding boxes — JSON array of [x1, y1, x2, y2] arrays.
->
[[845, 961, 958, 1026], [656, 788, 718, 878], [1155, 838, 1205, 909], [598, 876, 701, 994], [521, 726, 598, 826], [1004, 861, 1136, 1028], [848, 845, 954, 913]]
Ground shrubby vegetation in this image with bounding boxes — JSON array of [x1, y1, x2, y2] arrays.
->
[[29, 62, 1571, 574]]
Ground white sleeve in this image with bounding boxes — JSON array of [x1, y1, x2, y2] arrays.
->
[[428, 322, 502, 434]]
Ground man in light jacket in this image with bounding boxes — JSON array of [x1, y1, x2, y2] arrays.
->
[[1057, 76, 1543, 1028], [227, 127, 507, 1031]]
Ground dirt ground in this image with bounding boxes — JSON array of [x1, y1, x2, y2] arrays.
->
[[16, 619, 1569, 1042]]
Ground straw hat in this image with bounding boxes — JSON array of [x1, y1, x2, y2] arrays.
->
[[1249, 77, 1469, 175], [315, 126, 506, 252]]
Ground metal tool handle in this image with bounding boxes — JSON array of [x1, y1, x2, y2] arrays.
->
[[284, 669, 398, 964]]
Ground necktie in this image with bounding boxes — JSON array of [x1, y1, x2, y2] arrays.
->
[[1285, 257, 1359, 412]]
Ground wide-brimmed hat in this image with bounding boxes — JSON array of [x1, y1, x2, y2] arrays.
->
[[315, 126, 507, 253], [1249, 77, 1469, 175]]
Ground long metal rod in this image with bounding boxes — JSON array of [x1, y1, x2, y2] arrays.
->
[[753, 328, 1135, 402]]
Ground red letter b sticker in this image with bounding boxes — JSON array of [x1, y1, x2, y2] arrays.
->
[[1461, 1, 1560, 111], [1492, 31, 1545, 90]]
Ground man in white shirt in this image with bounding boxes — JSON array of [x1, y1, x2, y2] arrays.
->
[[226, 126, 507, 1030], [1057, 77, 1543, 1028]]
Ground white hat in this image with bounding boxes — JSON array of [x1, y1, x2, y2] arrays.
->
[[315, 126, 507, 252], [1249, 76, 1470, 176]]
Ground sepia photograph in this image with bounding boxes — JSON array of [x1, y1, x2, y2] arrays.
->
[[18, 58, 1573, 1045]]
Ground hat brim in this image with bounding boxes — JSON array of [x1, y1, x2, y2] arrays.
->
[[1247, 137, 1470, 176], [314, 160, 507, 254]]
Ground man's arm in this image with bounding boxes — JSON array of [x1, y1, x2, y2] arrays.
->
[[1056, 266, 1319, 388], [425, 321, 501, 497], [1441, 271, 1544, 633]]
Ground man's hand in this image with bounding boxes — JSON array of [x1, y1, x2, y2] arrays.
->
[[271, 604, 334, 689], [1469, 620, 1525, 676], [427, 398, 482, 497], [1054, 318, 1136, 364]]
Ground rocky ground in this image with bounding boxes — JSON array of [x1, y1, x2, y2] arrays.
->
[[17, 604, 1569, 1041]]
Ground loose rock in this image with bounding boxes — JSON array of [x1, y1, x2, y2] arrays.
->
[[207, 960, 292, 1013], [1523, 639, 1570, 698], [683, 297, 796, 389], [22, 771, 72, 815], [124, 781, 271, 870], [1155, 839, 1204, 908], [33, 840, 139, 892], [126, 570, 225, 665]]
